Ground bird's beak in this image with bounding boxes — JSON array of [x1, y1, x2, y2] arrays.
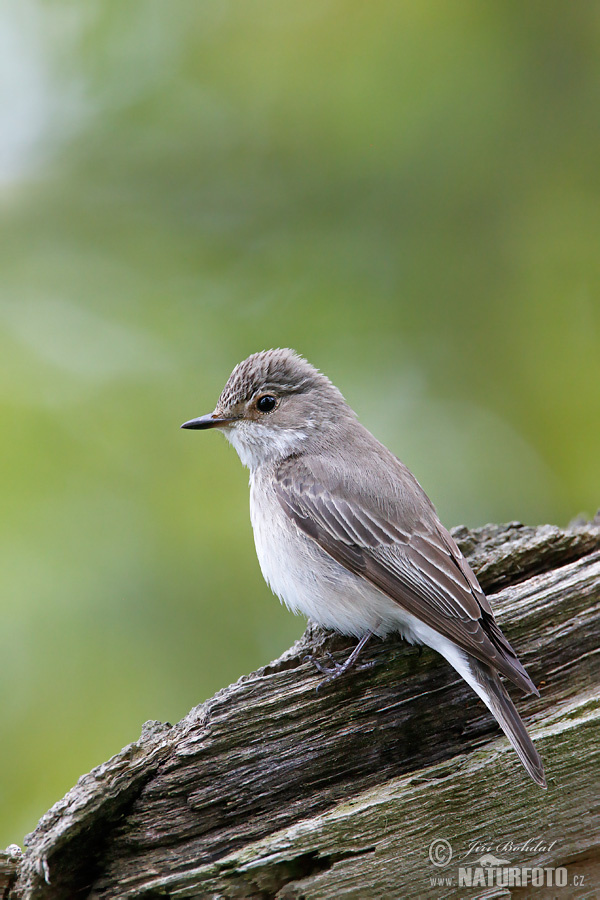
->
[[180, 412, 233, 430]]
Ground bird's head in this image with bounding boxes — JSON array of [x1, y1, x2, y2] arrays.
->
[[181, 348, 354, 469]]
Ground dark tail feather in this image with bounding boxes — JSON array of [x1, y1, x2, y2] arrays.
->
[[467, 657, 547, 788]]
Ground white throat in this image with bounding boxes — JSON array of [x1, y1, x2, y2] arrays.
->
[[222, 422, 308, 470]]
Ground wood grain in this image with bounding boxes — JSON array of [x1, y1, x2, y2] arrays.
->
[[8, 519, 600, 900]]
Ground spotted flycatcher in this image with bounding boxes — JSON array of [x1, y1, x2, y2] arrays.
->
[[182, 349, 545, 787]]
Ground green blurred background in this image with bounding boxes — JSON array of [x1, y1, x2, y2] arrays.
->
[[1, 0, 599, 846]]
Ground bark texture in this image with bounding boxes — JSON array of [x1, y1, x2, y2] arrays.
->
[[5, 519, 600, 900]]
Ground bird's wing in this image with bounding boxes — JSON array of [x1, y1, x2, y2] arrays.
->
[[274, 454, 536, 694]]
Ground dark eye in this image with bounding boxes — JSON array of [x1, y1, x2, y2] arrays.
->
[[256, 394, 277, 413]]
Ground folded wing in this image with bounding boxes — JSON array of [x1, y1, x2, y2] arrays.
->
[[275, 454, 537, 696]]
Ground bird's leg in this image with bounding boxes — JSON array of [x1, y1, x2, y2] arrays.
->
[[305, 630, 376, 688]]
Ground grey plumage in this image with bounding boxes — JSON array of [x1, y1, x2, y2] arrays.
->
[[218, 348, 337, 408], [182, 348, 546, 787], [275, 451, 536, 694]]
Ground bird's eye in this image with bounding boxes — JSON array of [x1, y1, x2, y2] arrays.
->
[[256, 394, 277, 413]]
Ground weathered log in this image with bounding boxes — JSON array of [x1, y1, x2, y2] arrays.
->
[[6, 519, 600, 900]]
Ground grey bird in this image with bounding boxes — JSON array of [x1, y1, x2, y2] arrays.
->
[[182, 348, 546, 787]]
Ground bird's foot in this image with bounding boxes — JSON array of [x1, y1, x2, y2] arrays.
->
[[304, 652, 376, 690], [304, 630, 376, 690]]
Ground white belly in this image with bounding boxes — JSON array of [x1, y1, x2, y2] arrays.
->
[[250, 471, 421, 640]]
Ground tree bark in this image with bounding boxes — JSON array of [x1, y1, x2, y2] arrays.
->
[[5, 519, 600, 900]]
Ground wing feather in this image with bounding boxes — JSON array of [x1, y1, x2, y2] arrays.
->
[[275, 454, 536, 694]]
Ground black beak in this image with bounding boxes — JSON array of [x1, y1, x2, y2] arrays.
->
[[180, 413, 231, 430]]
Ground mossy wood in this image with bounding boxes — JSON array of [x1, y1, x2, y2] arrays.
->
[[3, 521, 600, 900]]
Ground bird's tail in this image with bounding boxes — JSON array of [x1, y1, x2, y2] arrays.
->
[[443, 646, 546, 788]]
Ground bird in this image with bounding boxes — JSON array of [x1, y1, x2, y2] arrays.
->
[[181, 348, 546, 787]]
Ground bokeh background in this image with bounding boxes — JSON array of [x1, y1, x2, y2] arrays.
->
[[1, 0, 599, 846]]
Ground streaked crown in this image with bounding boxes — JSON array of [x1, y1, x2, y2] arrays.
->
[[217, 348, 337, 411]]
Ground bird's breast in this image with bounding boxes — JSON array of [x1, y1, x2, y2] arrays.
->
[[249, 470, 408, 638]]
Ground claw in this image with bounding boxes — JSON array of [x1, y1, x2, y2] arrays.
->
[[304, 631, 377, 690]]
